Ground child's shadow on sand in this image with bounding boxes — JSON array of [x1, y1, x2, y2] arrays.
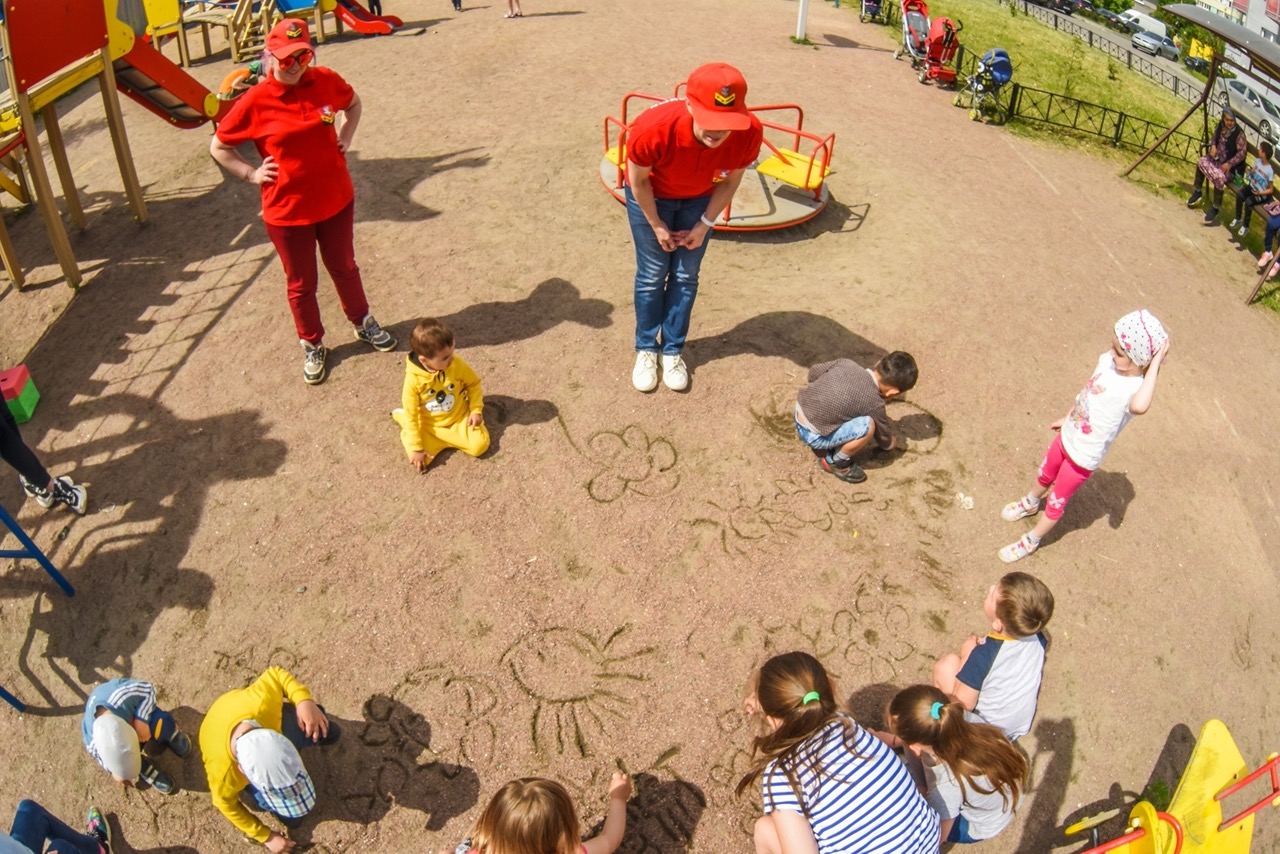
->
[[586, 773, 706, 854], [1042, 471, 1135, 546]]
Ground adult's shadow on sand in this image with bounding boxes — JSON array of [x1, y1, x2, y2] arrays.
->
[[389, 277, 613, 350], [1013, 717, 1077, 851], [483, 395, 559, 454], [688, 311, 886, 370], [298, 696, 480, 838], [585, 773, 706, 854]]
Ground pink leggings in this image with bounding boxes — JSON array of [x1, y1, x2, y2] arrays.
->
[[264, 201, 369, 345], [1037, 434, 1093, 520]]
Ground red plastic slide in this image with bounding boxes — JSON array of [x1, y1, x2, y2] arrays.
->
[[333, 0, 402, 34]]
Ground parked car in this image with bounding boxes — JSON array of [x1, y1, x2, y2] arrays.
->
[[1028, 0, 1074, 13], [1221, 78, 1280, 144], [1131, 30, 1178, 61], [1074, 0, 1095, 13], [1093, 8, 1129, 29], [1184, 55, 1210, 73]]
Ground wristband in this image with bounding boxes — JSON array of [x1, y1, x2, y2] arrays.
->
[[700, 213, 716, 228]]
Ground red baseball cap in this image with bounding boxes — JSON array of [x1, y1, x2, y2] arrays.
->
[[685, 62, 751, 132], [266, 19, 312, 59]]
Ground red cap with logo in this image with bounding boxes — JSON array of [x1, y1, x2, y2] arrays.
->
[[684, 62, 751, 132], [266, 19, 312, 60]]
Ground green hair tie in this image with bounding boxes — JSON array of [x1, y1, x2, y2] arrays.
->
[[802, 691, 821, 706]]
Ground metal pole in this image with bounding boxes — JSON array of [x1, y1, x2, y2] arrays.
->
[[797, 0, 811, 40]]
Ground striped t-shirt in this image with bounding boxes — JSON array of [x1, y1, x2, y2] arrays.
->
[[762, 716, 940, 853]]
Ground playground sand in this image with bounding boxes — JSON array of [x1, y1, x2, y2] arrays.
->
[[1, 0, 1279, 851]]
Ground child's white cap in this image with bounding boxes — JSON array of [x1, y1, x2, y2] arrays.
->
[[1114, 309, 1168, 367], [93, 714, 141, 781]]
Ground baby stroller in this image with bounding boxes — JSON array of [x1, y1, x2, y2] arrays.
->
[[861, 0, 887, 24], [953, 47, 1013, 123], [894, 0, 930, 66], [920, 16, 963, 86]]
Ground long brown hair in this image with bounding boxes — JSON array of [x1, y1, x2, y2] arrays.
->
[[735, 651, 860, 810], [468, 778, 582, 854], [888, 685, 1027, 810]]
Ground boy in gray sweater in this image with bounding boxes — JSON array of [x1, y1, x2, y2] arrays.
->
[[794, 351, 918, 483]]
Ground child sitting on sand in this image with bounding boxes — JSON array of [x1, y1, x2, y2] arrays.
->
[[456, 774, 631, 854], [393, 318, 489, 473]]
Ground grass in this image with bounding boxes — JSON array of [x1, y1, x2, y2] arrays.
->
[[909, 0, 1200, 127]]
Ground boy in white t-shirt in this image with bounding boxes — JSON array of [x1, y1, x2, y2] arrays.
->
[[998, 309, 1170, 562]]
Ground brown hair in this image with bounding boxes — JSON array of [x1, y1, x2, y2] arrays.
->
[[875, 351, 918, 393], [468, 778, 582, 854], [410, 317, 455, 360], [996, 572, 1054, 638], [888, 685, 1027, 810], [735, 651, 860, 806]]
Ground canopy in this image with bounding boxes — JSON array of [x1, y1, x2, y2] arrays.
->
[[1163, 3, 1280, 81]]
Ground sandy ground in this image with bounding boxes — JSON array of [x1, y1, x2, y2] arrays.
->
[[0, 0, 1278, 851]]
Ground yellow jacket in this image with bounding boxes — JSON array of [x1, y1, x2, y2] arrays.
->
[[199, 667, 314, 843], [399, 353, 484, 453]]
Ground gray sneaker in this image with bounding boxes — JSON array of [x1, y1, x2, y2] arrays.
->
[[301, 341, 328, 385], [50, 477, 87, 515], [355, 314, 397, 351], [19, 475, 54, 509]]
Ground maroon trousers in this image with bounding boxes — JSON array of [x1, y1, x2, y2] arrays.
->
[[264, 201, 369, 345]]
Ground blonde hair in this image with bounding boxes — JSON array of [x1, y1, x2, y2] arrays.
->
[[888, 685, 1027, 811], [995, 571, 1054, 638], [735, 651, 860, 803], [469, 778, 582, 854]]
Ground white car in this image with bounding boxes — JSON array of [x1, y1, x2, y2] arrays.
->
[[1220, 78, 1280, 145]]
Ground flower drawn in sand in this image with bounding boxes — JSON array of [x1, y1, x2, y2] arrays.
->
[[502, 626, 654, 757], [762, 574, 919, 683], [576, 424, 679, 503]]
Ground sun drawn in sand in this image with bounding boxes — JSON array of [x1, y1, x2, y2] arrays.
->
[[501, 626, 655, 757]]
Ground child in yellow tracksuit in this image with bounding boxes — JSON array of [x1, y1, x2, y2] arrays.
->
[[393, 317, 490, 472]]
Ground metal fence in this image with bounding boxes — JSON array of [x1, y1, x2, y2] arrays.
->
[[947, 48, 1205, 162], [995, 0, 1209, 105]]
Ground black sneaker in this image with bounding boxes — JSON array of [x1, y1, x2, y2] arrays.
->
[[302, 341, 328, 385], [86, 806, 112, 853], [1186, 190, 1202, 207], [19, 475, 53, 509], [140, 759, 178, 795], [355, 314, 397, 352], [51, 476, 87, 515], [819, 455, 867, 484], [168, 729, 192, 758], [1204, 206, 1219, 222]]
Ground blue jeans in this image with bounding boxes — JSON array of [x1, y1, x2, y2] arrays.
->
[[9, 800, 100, 854], [626, 187, 713, 355], [945, 814, 979, 844], [794, 411, 872, 452], [1265, 213, 1280, 253]]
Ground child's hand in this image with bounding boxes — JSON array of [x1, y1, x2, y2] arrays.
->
[[1049, 417, 1064, 432], [1150, 338, 1171, 366], [607, 771, 632, 801], [410, 451, 430, 473], [467, 412, 483, 428]]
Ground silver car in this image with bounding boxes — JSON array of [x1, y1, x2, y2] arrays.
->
[[1221, 78, 1280, 144], [1131, 31, 1178, 61]]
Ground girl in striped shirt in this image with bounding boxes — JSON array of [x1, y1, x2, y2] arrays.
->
[[737, 652, 940, 853]]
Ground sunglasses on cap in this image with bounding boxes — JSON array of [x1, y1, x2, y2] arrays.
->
[[278, 49, 314, 70]]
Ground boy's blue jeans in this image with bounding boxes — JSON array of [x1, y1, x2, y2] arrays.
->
[[9, 800, 100, 854], [626, 187, 713, 356], [1265, 213, 1280, 253]]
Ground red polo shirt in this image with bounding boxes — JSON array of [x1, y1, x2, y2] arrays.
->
[[626, 98, 763, 199], [216, 66, 356, 227]]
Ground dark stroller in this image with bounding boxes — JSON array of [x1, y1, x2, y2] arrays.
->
[[953, 47, 1013, 122], [920, 16, 963, 86], [861, 0, 887, 24]]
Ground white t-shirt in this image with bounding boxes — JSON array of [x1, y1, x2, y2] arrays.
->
[[924, 756, 1016, 841], [1060, 352, 1144, 470], [956, 632, 1048, 741], [762, 716, 940, 853]]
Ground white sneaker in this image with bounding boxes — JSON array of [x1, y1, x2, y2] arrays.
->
[[1238, 225, 1249, 237], [661, 354, 689, 391], [1001, 496, 1040, 522], [632, 351, 658, 392], [1229, 218, 1240, 229]]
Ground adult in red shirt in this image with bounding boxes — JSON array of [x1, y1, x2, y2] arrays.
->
[[210, 20, 396, 386], [625, 62, 763, 393]]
